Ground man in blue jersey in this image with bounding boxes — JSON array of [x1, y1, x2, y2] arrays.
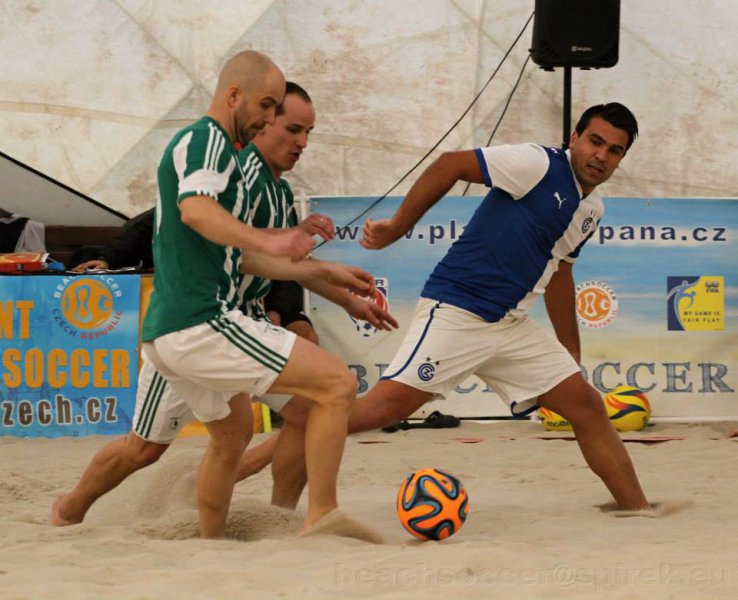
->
[[258, 103, 655, 514], [355, 102, 650, 511]]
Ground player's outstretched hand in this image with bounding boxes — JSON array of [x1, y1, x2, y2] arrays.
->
[[259, 228, 315, 262], [298, 213, 335, 241], [345, 295, 399, 331], [323, 263, 375, 296], [360, 218, 402, 250]]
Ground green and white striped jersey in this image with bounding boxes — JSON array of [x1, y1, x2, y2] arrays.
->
[[142, 117, 248, 341], [237, 144, 298, 319]]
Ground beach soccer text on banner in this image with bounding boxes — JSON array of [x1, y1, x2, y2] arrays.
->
[[0, 275, 140, 438]]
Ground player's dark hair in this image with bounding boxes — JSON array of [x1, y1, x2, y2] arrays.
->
[[276, 81, 312, 116], [575, 103, 639, 151]]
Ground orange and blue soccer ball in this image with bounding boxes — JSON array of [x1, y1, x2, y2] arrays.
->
[[396, 468, 469, 541]]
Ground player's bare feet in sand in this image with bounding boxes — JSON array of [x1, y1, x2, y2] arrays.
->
[[299, 509, 384, 544], [604, 500, 694, 518], [50, 495, 82, 526]]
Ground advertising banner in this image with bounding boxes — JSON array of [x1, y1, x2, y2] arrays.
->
[[311, 196, 737, 419], [1, 274, 140, 437]]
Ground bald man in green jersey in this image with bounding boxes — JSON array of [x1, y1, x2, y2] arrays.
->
[[51, 52, 386, 538]]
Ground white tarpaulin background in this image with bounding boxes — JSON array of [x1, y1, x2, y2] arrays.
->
[[2, 1, 738, 218]]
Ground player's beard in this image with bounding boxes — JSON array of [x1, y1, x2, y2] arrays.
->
[[232, 110, 258, 147]]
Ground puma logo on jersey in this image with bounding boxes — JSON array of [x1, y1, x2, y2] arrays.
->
[[553, 191, 566, 209]]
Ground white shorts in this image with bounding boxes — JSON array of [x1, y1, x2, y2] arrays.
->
[[132, 360, 296, 444], [382, 298, 581, 416], [132, 358, 193, 443], [133, 310, 296, 442]]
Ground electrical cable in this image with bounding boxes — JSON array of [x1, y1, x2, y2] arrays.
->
[[461, 53, 532, 196], [314, 10, 535, 248]]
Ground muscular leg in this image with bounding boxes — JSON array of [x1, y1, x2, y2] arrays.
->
[[235, 395, 311, 485], [261, 318, 317, 502], [198, 394, 253, 538], [235, 430, 280, 481], [51, 433, 169, 526], [245, 379, 431, 511], [233, 316, 319, 497], [269, 397, 310, 509], [348, 379, 431, 433], [266, 337, 355, 528], [538, 373, 649, 510]]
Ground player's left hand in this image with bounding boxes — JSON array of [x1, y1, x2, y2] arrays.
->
[[298, 213, 335, 241], [323, 263, 375, 296], [345, 295, 399, 331], [256, 227, 315, 261]]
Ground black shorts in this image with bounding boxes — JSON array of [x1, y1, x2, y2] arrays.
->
[[264, 280, 313, 328]]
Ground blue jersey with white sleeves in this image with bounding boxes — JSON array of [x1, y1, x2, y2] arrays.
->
[[421, 143, 602, 322]]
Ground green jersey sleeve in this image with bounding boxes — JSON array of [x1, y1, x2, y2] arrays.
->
[[171, 121, 237, 205]]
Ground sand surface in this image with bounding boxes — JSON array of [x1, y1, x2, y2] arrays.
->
[[2, 421, 737, 599]]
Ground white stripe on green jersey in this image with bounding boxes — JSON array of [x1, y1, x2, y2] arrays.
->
[[237, 144, 298, 319], [142, 117, 249, 342]]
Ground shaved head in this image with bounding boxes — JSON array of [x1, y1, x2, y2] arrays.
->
[[209, 50, 286, 146], [215, 50, 276, 97]]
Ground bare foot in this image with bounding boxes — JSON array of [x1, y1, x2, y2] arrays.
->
[[50, 495, 82, 526], [609, 500, 694, 518], [299, 509, 384, 544]]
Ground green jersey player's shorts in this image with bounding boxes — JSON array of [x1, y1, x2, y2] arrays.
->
[[133, 310, 295, 443]]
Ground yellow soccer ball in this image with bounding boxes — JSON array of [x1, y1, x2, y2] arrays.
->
[[539, 386, 651, 432], [603, 386, 651, 432], [539, 406, 572, 431]]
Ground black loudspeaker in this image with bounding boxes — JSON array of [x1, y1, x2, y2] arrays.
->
[[531, 0, 620, 69]]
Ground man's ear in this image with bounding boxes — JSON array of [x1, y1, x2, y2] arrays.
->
[[226, 84, 242, 108]]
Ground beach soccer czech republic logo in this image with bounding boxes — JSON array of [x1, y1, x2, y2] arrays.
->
[[667, 276, 724, 331], [575, 280, 618, 329], [53, 276, 124, 339], [350, 277, 388, 338]]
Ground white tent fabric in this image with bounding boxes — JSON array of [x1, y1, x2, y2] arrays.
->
[[1, 1, 737, 218]]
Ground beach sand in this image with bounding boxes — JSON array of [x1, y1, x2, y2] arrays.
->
[[2, 421, 737, 599]]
